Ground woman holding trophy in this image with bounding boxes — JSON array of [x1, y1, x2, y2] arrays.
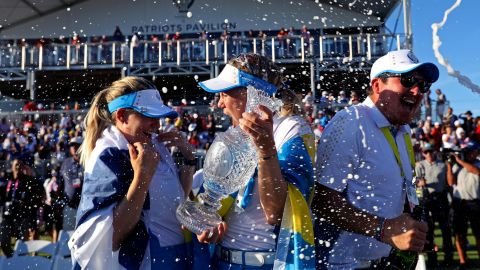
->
[[178, 53, 316, 270], [69, 76, 196, 269]]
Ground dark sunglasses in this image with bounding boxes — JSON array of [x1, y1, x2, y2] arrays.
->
[[378, 72, 432, 93]]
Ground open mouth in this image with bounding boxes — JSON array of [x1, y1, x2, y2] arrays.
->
[[401, 96, 416, 109]]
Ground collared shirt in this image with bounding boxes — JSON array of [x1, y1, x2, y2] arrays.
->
[[316, 97, 413, 267], [452, 160, 480, 200], [415, 160, 448, 194]]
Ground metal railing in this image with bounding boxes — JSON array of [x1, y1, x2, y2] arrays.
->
[[0, 33, 407, 69]]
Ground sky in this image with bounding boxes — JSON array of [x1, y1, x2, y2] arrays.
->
[[387, 0, 480, 117]]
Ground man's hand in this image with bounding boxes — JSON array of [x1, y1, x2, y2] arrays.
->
[[382, 214, 428, 252]]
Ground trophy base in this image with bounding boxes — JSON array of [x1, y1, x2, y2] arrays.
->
[[176, 200, 222, 236]]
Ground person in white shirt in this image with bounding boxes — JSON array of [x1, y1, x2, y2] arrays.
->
[[313, 50, 438, 269], [69, 77, 195, 270]]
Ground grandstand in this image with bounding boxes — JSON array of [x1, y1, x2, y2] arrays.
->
[[0, 0, 411, 106]]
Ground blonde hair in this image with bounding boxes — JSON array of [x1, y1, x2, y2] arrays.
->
[[79, 76, 157, 165], [228, 53, 284, 89]]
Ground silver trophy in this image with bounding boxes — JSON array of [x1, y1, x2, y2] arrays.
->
[[176, 86, 277, 235]]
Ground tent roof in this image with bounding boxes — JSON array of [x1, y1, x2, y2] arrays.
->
[[0, 0, 401, 33]]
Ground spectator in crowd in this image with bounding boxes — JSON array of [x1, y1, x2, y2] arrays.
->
[[112, 26, 124, 42], [435, 88, 447, 121], [205, 113, 216, 143], [301, 25, 311, 52], [69, 77, 196, 269], [313, 49, 437, 269], [423, 116, 432, 135], [277, 27, 288, 57], [455, 120, 465, 139], [447, 142, 480, 269], [196, 53, 315, 269], [443, 106, 458, 128], [442, 125, 457, 149], [59, 136, 84, 230], [431, 121, 443, 150], [423, 89, 432, 119], [458, 129, 471, 149], [23, 100, 37, 111], [43, 169, 64, 242], [320, 90, 329, 104], [349, 90, 361, 105], [337, 90, 349, 104], [415, 143, 453, 267], [287, 26, 298, 57], [461, 110, 475, 137], [0, 118, 9, 134], [317, 110, 329, 129], [0, 158, 44, 257], [475, 117, 480, 143], [414, 120, 426, 142], [302, 91, 314, 115]]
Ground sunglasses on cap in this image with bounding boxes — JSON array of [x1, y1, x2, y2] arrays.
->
[[378, 72, 432, 93]]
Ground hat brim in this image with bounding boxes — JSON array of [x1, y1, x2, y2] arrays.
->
[[372, 62, 439, 83], [199, 78, 242, 93], [133, 106, 178, 119]]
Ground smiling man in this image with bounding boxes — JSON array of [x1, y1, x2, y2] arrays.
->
[[312, 50, 439, 269]]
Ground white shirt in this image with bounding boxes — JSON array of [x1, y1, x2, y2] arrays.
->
[[442, 134, 456, 149], [316, 97, 413, 266], [221, 115, 311, 251], [148, 142, 186, 246], [453, 160, 480, 200]]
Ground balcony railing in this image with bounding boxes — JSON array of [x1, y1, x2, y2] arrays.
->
[[0, 33, 407, 69]]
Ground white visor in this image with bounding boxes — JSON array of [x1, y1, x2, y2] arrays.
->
[[107, 89, 178, 119], [199, 64, 277, 96]]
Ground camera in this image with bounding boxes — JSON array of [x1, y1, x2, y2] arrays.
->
[[440, 147, 465, 163]]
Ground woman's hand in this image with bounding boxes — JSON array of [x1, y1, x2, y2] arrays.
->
[[196, 222, 227, 244], [157, 130, 195, 161], [239, 105, 276, 157], [128, 142, 160, 183]]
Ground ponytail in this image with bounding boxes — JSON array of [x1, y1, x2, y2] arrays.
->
[[79, 89, 111, 165]]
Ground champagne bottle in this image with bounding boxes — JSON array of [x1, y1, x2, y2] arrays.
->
[[383, 188, 427, 269]]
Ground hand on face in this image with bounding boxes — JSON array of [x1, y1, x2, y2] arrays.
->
[[128, 142, 161, 183], [239, 105, 276, 157]]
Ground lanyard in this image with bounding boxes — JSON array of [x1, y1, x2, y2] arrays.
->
[[380, 127, 416, 178]]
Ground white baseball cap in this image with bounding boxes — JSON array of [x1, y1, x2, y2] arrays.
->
[[107, 89, 178, 119], [199, 64, 277, 96], [370, 50, 439, 83]]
